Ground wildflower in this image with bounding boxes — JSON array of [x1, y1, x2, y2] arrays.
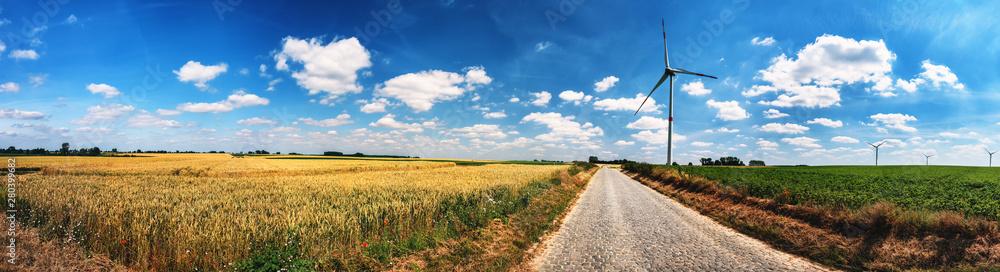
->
[[383, 220, 388, 225], [782, 190, 789, 194], [121, 239, 126, 243], [362, 242, 368, 248], [334, 253, 338, 258]]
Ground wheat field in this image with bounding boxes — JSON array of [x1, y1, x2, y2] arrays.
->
[[15, 154, 569, 270]]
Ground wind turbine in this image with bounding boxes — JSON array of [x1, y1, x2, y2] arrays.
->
[[866, 141, 886, 166], [922, 153, 933, 166], [634, 19, 718, 165], [987, 148, 998, 167]]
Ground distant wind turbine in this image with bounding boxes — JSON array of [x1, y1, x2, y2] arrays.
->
[[866, 141, 886, 166], [987, 148, 998, 167], [635, 19, 718, 165], [922, 153, 933, 166]]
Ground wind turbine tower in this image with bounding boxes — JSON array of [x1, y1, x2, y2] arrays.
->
[[987, 148, 998, 167], [866, 141, 886, 166], [635, 19, 718, 165], [922, 153, 933, 166]]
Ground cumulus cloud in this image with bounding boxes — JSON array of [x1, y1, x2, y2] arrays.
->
[[535, 41, 554, 52], [763, 109, 788, 119], [29, 74, 47, 87], [919, 60, 964, 90], [717, 127, 740, 133], [759, 123, 809, 134], [593, 93, 661, 113], [807, 118, 843, 128], [559, 90, 592, 105], [751, 36, 776, 46], [86, 83, 121, 98], [594, 76, 619, 92], [757, 140, 779, 150], [156, 109, 182, 116], [614, 140, 634, 146], [299, 114, 354, 127], [706, 99, 749, 121], [509, 97, 520, 103], [0, 82, 19, 93], [275, 36, 372, 104], [12, 123, 68, 134], [174, 61, 228, 90], [626, 116, 669, 130], [744, 35, 894, 108], [782, 137, 821, 148], [375, 67, 491, 112], [368, 114, 430, 133], [831, 136, 859, 143], [680, 80, 711, 96], [691, 141, 713, 147], [869, 113, 917, 133], [484, 111, 507, 119], [521, 112, 603, 142], [9, 49, 39, 60], [449, 124, 508, 139], [360, 98, 392, 113], [528, 91, 552, 107], [0, 108, 47, 120], [127, 112, 191, 128], [71, 104, 135, 125], [177, 91, 270, 113], [631, 129, 687, 144], [237, 117, 277, 126]]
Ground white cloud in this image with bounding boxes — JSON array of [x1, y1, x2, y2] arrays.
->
[[86, 83, 121, 98], [0, 108, 47, 120], [593, 93, 661, 113], [495, 137, 535, 150], [831, 136, 859, 143], [360, 98, 392, 113], [919, 60, 964, 90], [66, 14, 78, 24], [751, 36, 776, 46], [691, 141, 713, 147], [759, 123, 809, 134], [155, 109, 182, 116], [594, 76, 619, 92], [375, 67, 491, 112], [938, 132, 960, 138], [484, 111, 508, 119], [807, 118, 843, 128], [782, 137, 822, 148], [127, 112, 189, 128], [9, 49, 39, 60], [12, 123, 68, 134], [0, 40, 4, 52], [706, 99, 749, 121], [275, 36, 372, 104], [177, 91, 269, 113], [71, 104, 135, 125], [29, 74, 47, 87], [762, 109, 788, 119], [717, 127, 740, 133], [614, 140, 634, 146], [173, 61, 228, 90], [509, 97, 520, 103], [626, 116, 669, 130], [745, 35, 894, 108], [369, 114, 432, 133], [449, 124, 508, 139], [529, 91, 552, 106], [869, 113, 917, 133], [237, 117, 277, 126], [265, 78, 283, 91], [559, 90, 587, 101], [535, 41, 554, 52], [631, 129, 686, 144], [521, 112, 603, 142], [0, 82, 19, 93], [757, 140, 779, 150], [895, 78, 924, 93], [299, 114, 354, 127], [680, 80, 711, 96]]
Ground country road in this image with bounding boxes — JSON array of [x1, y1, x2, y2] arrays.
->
[[533, 167, 835, 271]]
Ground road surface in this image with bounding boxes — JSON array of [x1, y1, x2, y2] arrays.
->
[[533, 167, 834, 271]]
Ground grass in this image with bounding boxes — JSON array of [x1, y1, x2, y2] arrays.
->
[[622, 162, 1000, 271], [265, 155, 568, 166], [5, 154, 578, 271]]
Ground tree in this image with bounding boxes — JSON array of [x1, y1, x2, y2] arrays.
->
[[749, 160, 766, 166], [111, 148, 118, 153], [589, 156, 599, 163], [672, 162, 679, 166], [89, 147, 101, 156], [61, 142, 70, 155], [700, 158, 714, 165], [688, 162, 693, 166]]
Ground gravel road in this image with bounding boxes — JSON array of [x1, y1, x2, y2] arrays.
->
[[533, 167, 835, 271]]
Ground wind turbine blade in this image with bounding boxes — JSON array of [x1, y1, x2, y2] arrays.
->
[[662, 19, 669, 68], [670, 68, 718, 79], [635, 72, 670, 115]]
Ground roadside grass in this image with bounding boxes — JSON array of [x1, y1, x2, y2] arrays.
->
[[622, 162, 1000, 271]]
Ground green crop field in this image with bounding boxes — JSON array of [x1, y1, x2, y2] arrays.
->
[[669, 165, 1000, 220]]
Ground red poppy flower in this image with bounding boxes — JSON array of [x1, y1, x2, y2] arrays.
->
[[362, 242, 368, 248], [470, 212, 474, 216], [334, 253, 339, 258], [121, 239, 126, 243], [383, 220, 388, 225]]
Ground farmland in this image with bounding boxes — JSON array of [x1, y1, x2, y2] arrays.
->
[[10, 154, 575, 271], [670, 165, 1000, 219]]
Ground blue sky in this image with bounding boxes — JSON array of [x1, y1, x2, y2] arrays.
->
[[2, 0, 999, 165]]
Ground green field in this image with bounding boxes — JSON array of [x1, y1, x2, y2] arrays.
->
[[667, 165, 1000, 220]]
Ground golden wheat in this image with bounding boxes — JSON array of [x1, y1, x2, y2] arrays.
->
[[16, 154, 568, 270]]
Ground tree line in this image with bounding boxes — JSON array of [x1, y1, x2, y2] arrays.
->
[[699, 156, 765, 166]]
